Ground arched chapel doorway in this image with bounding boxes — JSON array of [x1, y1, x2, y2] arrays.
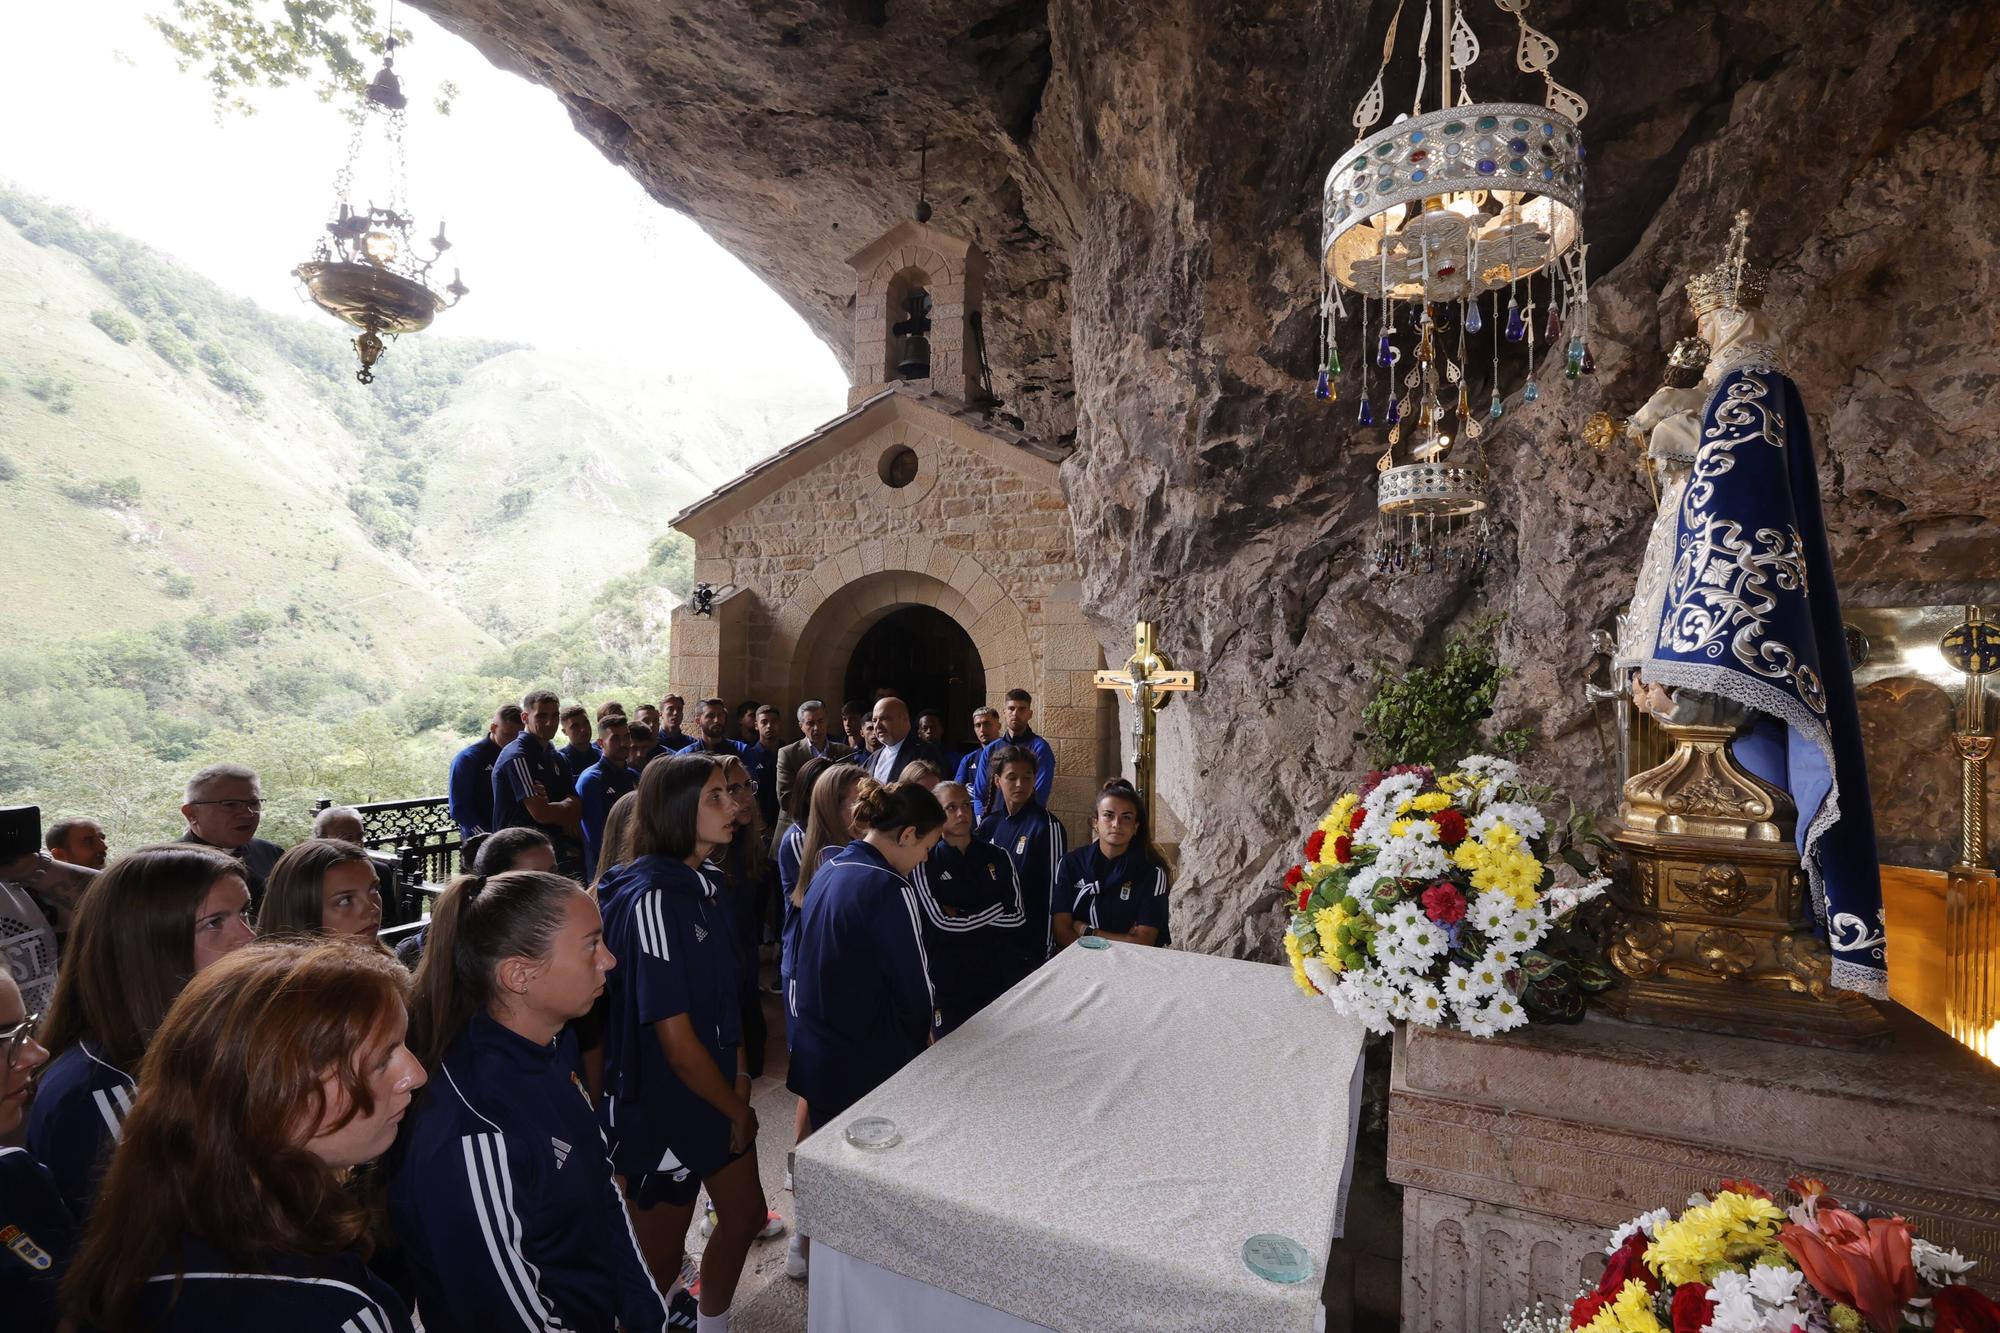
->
[[844, 605, 986, 749]]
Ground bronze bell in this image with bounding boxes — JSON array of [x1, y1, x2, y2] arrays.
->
[[892, 290, 932, 380]]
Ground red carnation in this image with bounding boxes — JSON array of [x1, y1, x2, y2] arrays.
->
[[1421, 883, 1467, 925], [1334, 835, 1354, 864], [1284, 865, 1305, 889], [1592, 1232, 1658, 1302], [1297, 885, 1312, 911], [1568, 1290, 1612, 1330], [1718, 1178, 1771, 1201], [1670, 1283, 1712, 1333], [1350, 807, 1367, 832], [1304, 829, 1327, 861], [1936, 1285, 2000, 1333], [1432, 808, 1468, 846]]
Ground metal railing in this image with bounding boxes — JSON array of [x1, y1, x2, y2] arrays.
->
[[312, 795, 463, 911]]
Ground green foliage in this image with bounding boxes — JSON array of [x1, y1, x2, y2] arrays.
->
[[60, 476, 143, 509], [24, 375, 76, 411], [90, 308, 139, 343], [147, 326, 196, 369], [1360, 616, 1534, 768], [162, 571, 197, 598]]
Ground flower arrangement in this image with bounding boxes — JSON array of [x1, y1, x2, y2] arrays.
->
[[1507, 1179, 1996, 1333], [1280, 753, 1612, 1036]]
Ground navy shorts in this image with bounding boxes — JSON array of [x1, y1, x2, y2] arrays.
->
[[624, 1144, 753, 1209]]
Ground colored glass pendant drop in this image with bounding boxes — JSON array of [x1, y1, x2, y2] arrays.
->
[[1504, 300, 1526, 342], [1315, 368, 1332, 399], [1463, 300, 1483, 335], [1488, 392, 1504, 421], [1358, 398, 1374, 426], [1564, 334, 1585, 380], [1581, 348, 1596, 375], [1545, 304, 1562, 340], [1376, 332, 1394, 367], [1523, 378, 1541, 403], [1386, 395, 1402, 425], [1328, 346, 1342, 375]]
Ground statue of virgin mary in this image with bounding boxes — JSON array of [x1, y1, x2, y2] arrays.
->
[[1618, 212, 1888, 999]]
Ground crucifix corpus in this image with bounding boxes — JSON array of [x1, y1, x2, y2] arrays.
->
[[1094, 620, 1200, 828]]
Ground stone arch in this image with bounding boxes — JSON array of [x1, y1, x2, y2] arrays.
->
[[771, 539, 1033, 715]]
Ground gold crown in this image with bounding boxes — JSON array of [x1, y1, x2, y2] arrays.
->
[[1685, 209, 1769, 317], [1662, 336, 1709, 388]]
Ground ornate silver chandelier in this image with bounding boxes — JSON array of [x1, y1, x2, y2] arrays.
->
[[1316, 0, 1592, 577]]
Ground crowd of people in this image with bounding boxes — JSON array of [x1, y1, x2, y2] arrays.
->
[[0, 682, 1174, 1332]]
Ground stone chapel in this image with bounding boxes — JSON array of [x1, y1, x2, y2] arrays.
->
[[665, 217, 1114, 836]]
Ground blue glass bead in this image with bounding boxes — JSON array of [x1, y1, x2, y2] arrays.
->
[[1410, 169, 1426, 183], [1463, 301, 1483, 334], [1488, 393, 1504, 420], [1509, 159, 1528, 173], [1512, 118, 1531, 132], [1504, 301, 1526, 342], [1410, 129, 1426, 144], [1542, 123, 1555, 136], [1523, 379, 1541, 403], [1509, 137, 1528, 154], [1542, 168, 1554, 181], [1476, 159, 1496, 175], [1386, 396, 1402, 424], [1315, 369, 1332, 399], [1358, 399, 1374, 426], [1376, 332, 1394, 367]]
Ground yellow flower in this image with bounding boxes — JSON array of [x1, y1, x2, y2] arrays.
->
[[1644, 1192, 1785, 1286], [1388, 818, 1414, 838], [1284, 929, 1315, 994], [1314, 903, 1351, 947], [1436, 772, 1471, 793], [1481, 820, 1523, 854], [1411, 791, 1452, 813]]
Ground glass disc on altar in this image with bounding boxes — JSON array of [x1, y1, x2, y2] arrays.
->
[[1242, 1233, 1313, 1284], [844, 1116, 901, 1150], [1079, 935, 1112, 951]]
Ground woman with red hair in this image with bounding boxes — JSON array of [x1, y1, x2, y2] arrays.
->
[[63, 938, 425, 1331]]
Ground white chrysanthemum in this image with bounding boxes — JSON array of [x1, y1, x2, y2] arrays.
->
[[1703, 1271, 1762, 1333], [1468, 800, 1547, 842], [1744, 1265, 1804, 1309], [1403, 981, 1448, 1027], [1454, 1003, 1498, 1038], [1381, 901, 1424, 933], [1481, 940, 1516, 970], [1379, 837, 1452, 881], [1357, 774, 1427, 843], [1392, 915, 1451, 961], [1443, 964, 1483, 1001], [1345, 864, 1386, 903], [1499, 909, 1549, 952], [1458, 754, 1523, 790], [1302, 956, 1339, 995], [1605, 1208, 1675, 1253], [1471, 890, 1518, 934], [1913, 1238, 1977, 1286], [1467, 958, 1507, 995], [1540, 877, 1609, 920], [1478, 991, 1528, 1032]]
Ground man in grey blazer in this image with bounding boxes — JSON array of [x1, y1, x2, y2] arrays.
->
[[774, 698, 854, 840]]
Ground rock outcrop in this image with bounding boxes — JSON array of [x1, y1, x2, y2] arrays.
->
[[415, 0, 2000, 956]]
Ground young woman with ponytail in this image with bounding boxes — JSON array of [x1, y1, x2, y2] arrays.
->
[[388, 869, 666, 1333], [594, 755, 770, 1333], [911, 780, 1029, 1034], [786, 779, 946, 1132], [1051, 778, 1172, 950], [64, 938, 424, 1332]]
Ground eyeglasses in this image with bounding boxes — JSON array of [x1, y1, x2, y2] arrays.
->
[[190, 798, 263, 813], [2, 1012, 41, 1069]]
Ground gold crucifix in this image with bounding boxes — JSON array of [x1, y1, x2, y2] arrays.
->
[[1094, 620, 1200, 828]]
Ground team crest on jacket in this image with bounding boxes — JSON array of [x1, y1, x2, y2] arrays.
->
[[1119, 881, 1131, 901], [1014, 835, 1028, 855], [2, 1224, 51, 1271]]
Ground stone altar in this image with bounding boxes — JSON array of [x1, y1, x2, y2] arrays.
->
[[1387, 1009, 2000, 1332]]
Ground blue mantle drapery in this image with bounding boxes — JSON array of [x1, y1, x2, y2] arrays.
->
[[1636, 361, 1888, 997]]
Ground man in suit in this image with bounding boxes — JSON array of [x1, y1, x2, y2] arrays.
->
[[774, 699, 853, 840], [866, 696, 944, 785]]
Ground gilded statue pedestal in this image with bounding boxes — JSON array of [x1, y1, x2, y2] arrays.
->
[[1604, 719, 1890, 1048]]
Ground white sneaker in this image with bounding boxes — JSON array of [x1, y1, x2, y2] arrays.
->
[[785, 1231, 809, 1280], [759, 1208, 786, 1239]]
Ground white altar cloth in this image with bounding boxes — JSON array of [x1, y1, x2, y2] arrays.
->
[[795, 941, 1368, 1333]]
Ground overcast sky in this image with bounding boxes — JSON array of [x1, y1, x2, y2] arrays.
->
[[0, 3, 848, 395]]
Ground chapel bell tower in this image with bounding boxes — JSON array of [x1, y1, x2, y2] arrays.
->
[[844, 215, 987, 411]]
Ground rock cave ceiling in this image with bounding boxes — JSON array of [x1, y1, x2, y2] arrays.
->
[[413, 0, 2000, 954]]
